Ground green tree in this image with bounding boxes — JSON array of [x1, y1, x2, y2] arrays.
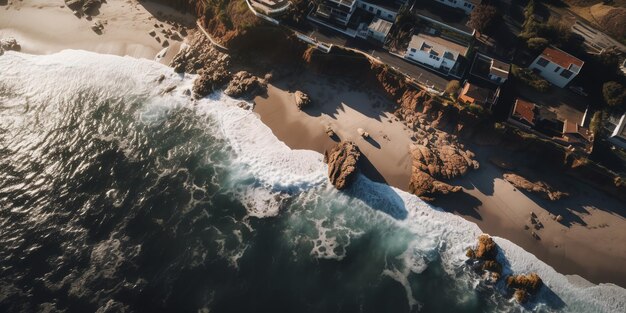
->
[[526, 37, 549, 52], [603, 81, 626, 108], [468, 4, 499, 32]]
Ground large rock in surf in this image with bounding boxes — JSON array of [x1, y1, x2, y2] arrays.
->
[[0, 37, 21, 52], [503, 173, 568, 201], [172, 33, 231, 98], [506, 273, 543, 303], [324, 141, 361, 190], [224, 71, 266, 100], [466, 234, 503, 281]]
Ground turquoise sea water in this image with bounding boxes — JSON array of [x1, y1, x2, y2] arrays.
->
[[0, 51, 624, 313]]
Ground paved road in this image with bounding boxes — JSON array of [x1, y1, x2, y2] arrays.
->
[[285, 20, 450, 91]]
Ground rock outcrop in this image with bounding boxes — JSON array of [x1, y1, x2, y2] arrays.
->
[[466, 234, 503, 282], [324, 141, 361, 190], [170, 33, 231, 98], [294, 90, 311, 110], [506, 273, 543, 303], [408, 132, 478, 199], [503, 173, 568, 201], [224, 71, 267, 100], [65, 0, 102, 15], [0, 37, 21, 53]]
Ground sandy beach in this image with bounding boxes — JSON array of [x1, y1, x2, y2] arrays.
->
[[0, 0, 194, 64], [3, 0, 626, 289], [253, 73, 626, 288]]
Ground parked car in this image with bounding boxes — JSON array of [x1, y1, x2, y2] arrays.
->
[[569, 85, 588, 97]]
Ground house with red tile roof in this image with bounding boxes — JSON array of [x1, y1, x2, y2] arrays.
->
[[508, 98, 537, 129], [529, 46, 584, 88]]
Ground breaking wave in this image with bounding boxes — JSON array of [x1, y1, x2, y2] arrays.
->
[[0, 50, 624, 313]]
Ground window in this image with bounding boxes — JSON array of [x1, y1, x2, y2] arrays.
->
[[554, 66, 561, 73], [410, 48, 416, 52], [377, 9, 381, 15], [560, 69, 573, 79], [388, 14, 393, 19], [536, 57, 549, 67]]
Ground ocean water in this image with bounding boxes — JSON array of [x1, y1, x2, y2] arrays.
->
[[0, 50, 624, 313]]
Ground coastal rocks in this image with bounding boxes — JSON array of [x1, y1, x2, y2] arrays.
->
[[503, 173, 568, 201], [170, 33, 230, 74], [193, 68, 230, 98], [466, 234, 503, 281], [506, 273, 543, 303], [171, 34, 231, 98], [294, 90, 311, 110], [64, 0, 101, 15], [324, 141, 361, 190], [0, 37, 21, 52], [224, 71, 267, 100], [91, 20, 105, 34], [408, 133, 478, 199], [409, 169, 460, 199]]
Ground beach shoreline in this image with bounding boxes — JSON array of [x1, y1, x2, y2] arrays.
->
[[252, 74, 626, 288], [2, 0, 626, 289]]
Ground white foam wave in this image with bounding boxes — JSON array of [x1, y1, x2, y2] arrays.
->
[[2, 50, 625, 312]]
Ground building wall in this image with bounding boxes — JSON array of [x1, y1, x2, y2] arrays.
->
[[434, 0, 476, 14], [406, 49, 445, 69], [367, 30, 387, 42], [488, 73, 505, 84], [358, 1, 398, 21], [529, 57, 578, 88]]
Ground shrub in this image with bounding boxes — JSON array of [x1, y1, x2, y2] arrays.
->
[[511, 65, 551, 92], [468, 4, 499, 32], [602, 81, 626, 108], [526, 37, 549, 52], [445, 80, 461, 95], [589, 111, 603, 136]]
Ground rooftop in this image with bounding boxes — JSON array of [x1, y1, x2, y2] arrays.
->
[[368, 17, 392, 35], [459, 82, 494, 103], [360, 0, 407, 12], [512, 98, 537, 126], [490, 59, 510, 78], [413, 0, 474, 35], [408, 33, 469, 60], [540, 47, 584, 72], [329, 0, 356, 7]]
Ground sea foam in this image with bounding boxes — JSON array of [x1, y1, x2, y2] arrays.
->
[[1, 50, 625, 313]]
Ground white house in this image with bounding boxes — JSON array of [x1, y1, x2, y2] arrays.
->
[[405, 33, 468, 74], [529, 47, 584, 88], [488, 58, 510, 84], [316, 0, 358, 25], [358, 0, 408, 22], [434, 0, 481, 14], [366, 17, 392, 43]]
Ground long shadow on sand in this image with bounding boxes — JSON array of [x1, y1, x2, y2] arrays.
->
[[431, 191, 483, 221], [272, 73, 393, 123], [452, 144, 626, 227]]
